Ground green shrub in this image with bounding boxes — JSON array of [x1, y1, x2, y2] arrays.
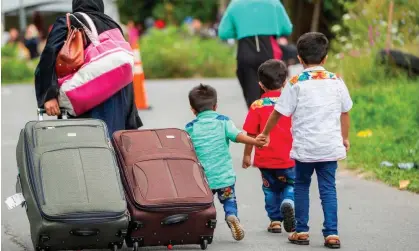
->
[[347, 79, 419, 192], [326, 0, 419, 88], [331, 0, 419, 54], [140, 26, 236, 79], [152, 1, 218, 25], [1, 58, 33, 84], [326, 49, 412, 89], [1, 44, 19, 58]]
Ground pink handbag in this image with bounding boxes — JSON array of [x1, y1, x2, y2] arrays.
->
[[57, 12, 134, 116]]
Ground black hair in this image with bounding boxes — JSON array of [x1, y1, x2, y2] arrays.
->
[[188, 84, 217, 113], [297, 32, 329, 65], [257, 59, 288, 90]]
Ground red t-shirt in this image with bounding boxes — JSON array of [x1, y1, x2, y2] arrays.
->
[[243, 91, 295, 169]]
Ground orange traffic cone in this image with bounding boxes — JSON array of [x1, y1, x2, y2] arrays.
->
[[131, 42, 151, 110]]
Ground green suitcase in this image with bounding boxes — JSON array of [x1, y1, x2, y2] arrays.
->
[[16, 110, 129, 251]]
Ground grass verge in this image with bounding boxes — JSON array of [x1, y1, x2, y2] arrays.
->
[[347, 79, 419, 192]]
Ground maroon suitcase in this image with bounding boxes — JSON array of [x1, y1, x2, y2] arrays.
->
[[112, 129, 217, 250]]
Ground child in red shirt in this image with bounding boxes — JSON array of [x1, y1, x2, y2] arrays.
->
[[242, 59, 295, 234]]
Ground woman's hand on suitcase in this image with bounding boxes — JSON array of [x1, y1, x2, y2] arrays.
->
[[44, 98, 61, 116]]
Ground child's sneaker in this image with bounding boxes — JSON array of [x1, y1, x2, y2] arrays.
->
[[288, 232, 310, 245], [324, 235, 341, 249], [280, 199, 295, 232], [226, 215, 245, 241], [267, 221, 282, 233]]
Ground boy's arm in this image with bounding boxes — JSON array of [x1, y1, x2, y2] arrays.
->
[[243, 133, 256, 156], [341, 112, 350, 151], [257, 83, 297, 144], [262, 110, 282, 136], [339, 79, 353, 152], [236, 132, 261, 146], [225, 116, 262, 147], [256, 110, 282, 146], [242, 133, 256, 169], [242, 105, 260, 168]]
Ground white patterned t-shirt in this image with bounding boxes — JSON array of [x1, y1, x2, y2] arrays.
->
[[275, 66, 353, 162]]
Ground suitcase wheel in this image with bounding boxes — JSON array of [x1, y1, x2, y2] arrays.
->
[[133, 241, 139, 251], [110, 244, 118, 251], [200, 239, 208, 250]]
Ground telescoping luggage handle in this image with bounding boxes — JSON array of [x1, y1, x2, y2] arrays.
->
[[37, 108, 68, 121]]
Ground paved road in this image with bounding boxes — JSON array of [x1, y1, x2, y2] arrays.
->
[[2, 79, 419, 251]]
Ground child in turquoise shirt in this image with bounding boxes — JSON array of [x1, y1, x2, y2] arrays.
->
[[185, 84, 264, 241]]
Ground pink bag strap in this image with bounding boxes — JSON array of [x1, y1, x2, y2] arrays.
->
[[70, 13, 99, 46]]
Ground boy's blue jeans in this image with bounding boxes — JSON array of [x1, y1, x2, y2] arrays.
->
[[212, 185, 238, 219], [295, 161, 338, 237], [260, 167, 295, 221]]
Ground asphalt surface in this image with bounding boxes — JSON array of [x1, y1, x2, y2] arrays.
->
[[2, 79, 419, 251]]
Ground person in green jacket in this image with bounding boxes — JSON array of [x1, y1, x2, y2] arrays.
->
[[218, 0, 293, 108]]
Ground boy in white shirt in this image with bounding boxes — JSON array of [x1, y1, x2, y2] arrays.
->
[[256, 32, 352, 249]]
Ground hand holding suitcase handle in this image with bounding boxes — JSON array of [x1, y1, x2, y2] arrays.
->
[[161, 214, 189, 226], [37, 108, 68, 121], [70, 228, 99, 237]]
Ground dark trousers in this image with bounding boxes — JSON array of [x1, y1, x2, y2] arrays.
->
[[236, 62, 263, 108]]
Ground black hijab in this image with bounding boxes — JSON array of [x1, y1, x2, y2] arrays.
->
[[71, 0, 123, 35], [72, 0, 104, 13]]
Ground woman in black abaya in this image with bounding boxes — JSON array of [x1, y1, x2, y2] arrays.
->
[[35, 0, 142, 137]]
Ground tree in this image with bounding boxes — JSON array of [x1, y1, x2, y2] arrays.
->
[[311, 0, 322, 32], [281, 0, 355, 41], [117, 0, 219, 25], [117, 0, 156, 25]]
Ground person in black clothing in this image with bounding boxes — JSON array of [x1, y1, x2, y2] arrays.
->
[[35, 0, 142, 137], [218, 0, 293, 108], [235, 35, 286, 108]]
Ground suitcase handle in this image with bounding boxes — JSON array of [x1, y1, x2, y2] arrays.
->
[[70, 228, 99, 237], [37, 108, 68, 121], [161, 214, 189, 226]]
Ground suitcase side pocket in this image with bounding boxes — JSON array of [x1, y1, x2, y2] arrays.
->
[[161, 214, 189, 226]]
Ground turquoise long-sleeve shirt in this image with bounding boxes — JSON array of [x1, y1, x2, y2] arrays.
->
[[218, 0, 293, 40], [185, 111, 241, 189]]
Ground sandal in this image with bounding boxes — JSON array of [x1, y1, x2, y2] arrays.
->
[[324, 235, 341, 249], [288, 232, 309, 245], [267, 221, 282, 233]]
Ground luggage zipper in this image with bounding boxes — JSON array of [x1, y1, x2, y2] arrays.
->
[[118, 176, 212, 213], [24, 134, 126, 223], [134, 204, 212, 212], [32, 124, 107, 147], [125, 188, 212, 213]]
